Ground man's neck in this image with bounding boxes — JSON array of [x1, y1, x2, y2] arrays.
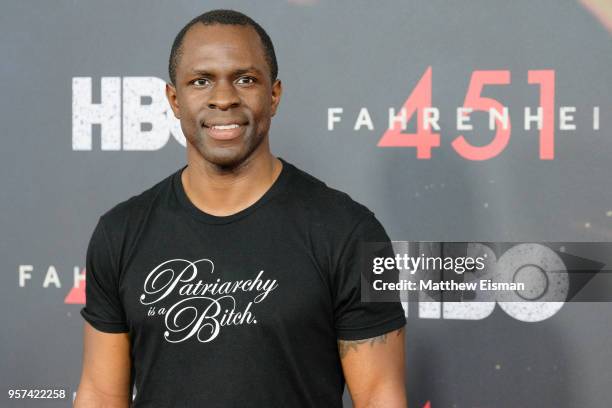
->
[[181, 146, 282, 217]]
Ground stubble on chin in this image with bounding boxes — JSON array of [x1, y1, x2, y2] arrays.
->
[[188, 127, 267, 172]]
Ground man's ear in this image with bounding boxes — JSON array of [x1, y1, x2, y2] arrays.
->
[[270, 79, 282, 117], [165, 82, 180, 119]]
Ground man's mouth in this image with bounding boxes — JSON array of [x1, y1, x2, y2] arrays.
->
[[203, 122, 247, 141], [209, 124, 241, 130]]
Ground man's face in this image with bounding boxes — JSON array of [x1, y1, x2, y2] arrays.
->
[[166, 23, 282, 169]]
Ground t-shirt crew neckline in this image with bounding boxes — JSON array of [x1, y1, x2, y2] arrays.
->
[[173, 157, 292, 225]]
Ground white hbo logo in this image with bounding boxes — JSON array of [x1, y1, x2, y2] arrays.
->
[[72, 77, 186, 151], [401, 243, 569, 322]]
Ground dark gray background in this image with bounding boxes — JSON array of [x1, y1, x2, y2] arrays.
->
[[1, 1, 611, 407]]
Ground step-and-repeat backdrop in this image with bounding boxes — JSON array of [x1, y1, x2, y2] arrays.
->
[[2, 1, 611, 407]]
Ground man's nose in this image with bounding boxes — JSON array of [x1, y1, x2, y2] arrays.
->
[[207, 81, 240, 110]]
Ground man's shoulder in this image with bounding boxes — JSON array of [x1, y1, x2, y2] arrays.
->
[[285, 161, 390, 264], [98, 169, 177, 229], [286, 161, 374, 225]]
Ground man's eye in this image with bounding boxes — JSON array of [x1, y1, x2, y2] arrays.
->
[[236, 77, 255, 85], [192, 79, 210, 87]]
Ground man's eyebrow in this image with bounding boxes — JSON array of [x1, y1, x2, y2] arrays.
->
[[189, 66, 264, 76], [189, 69, 214, 76], [234, 66, 265, 76]]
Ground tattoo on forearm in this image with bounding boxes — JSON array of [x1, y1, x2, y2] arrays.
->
[[338, 327, 404, 359]]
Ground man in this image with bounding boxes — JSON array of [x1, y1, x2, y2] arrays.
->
[[75, 9, 407, 408]]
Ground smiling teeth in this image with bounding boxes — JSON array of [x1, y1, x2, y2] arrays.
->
[[211, 124, 240, 130]]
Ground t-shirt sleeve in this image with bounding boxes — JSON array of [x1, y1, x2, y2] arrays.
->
[[332, 212, 406, 340], [80, 217, 129, 333]]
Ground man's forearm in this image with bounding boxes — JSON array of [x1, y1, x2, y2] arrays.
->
[[73, 385, 131, 408], [353, 383, 407, 408]]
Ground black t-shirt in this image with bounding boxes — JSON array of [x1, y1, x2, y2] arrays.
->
[[80, 158, 406, 407]]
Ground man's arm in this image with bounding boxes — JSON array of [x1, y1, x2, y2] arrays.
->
[[338, 327, 407, 408], [74, 322, 132, 407]]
